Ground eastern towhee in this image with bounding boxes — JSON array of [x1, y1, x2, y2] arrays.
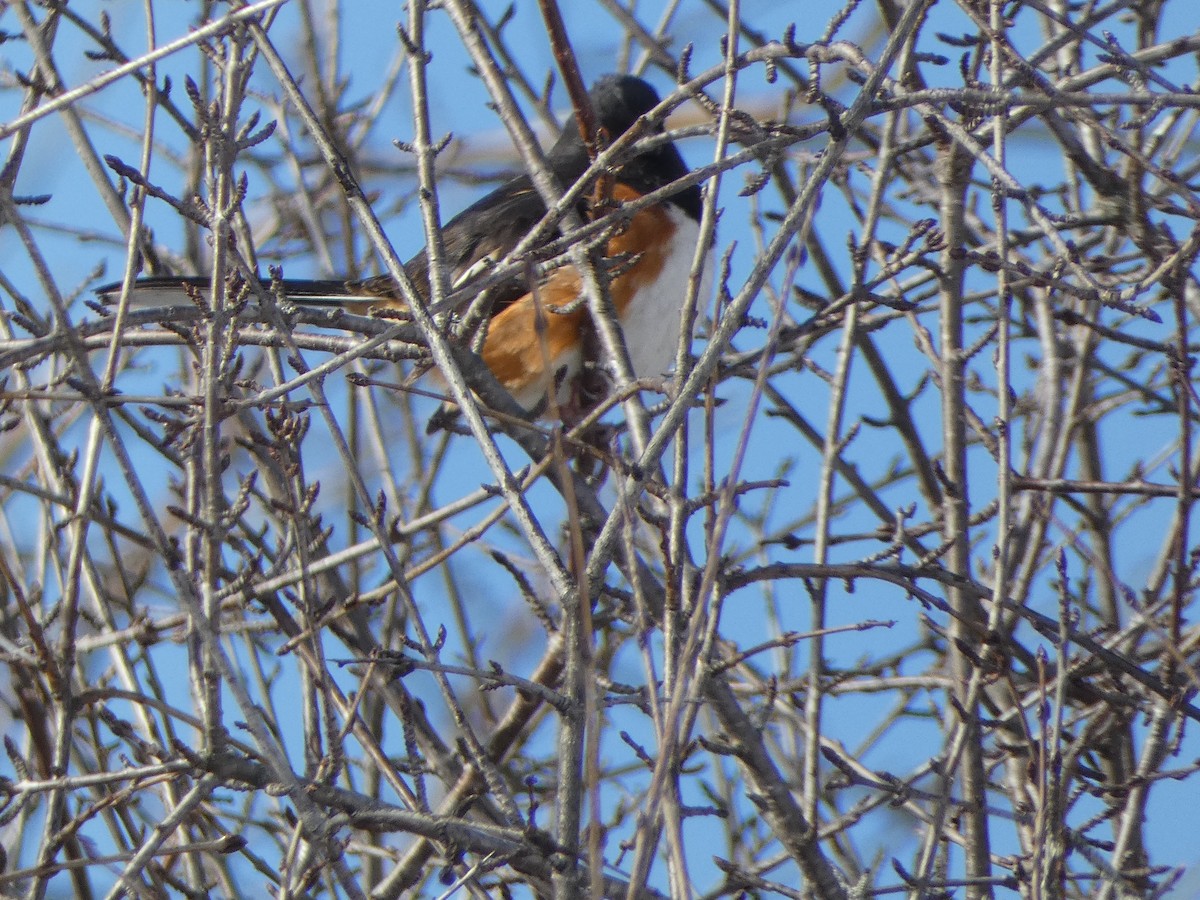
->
[[99, 74, 707, 421]]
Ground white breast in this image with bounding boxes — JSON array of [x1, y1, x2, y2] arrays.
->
[[617, 207, 711, 387]]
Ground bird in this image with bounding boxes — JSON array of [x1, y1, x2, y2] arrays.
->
[[98, 74, 707, 423]]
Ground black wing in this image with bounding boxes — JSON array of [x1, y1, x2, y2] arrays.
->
[[353, 173, 561, 314]]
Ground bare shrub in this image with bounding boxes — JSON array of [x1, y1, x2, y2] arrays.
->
[[1, 1, 1198, 897]]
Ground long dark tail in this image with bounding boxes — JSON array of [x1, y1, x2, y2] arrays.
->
[[95, 276, 378, 309]]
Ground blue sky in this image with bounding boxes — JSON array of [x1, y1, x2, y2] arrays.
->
[[2, 0, 1199, 895]]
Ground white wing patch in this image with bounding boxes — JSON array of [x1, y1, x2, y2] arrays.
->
[[451, 251, 500, 290]]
